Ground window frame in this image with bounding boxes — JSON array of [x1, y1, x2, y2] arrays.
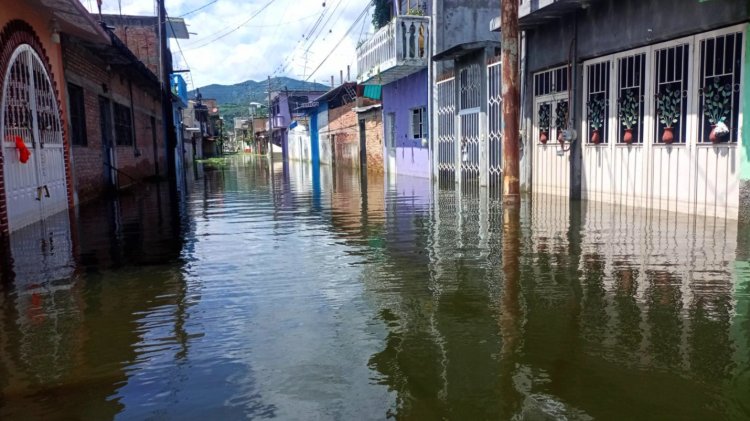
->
[[410, 106, 427, 139], [113, 102, 134, 146], [532, 65, 570, 145], [67, 82, 87, 146]]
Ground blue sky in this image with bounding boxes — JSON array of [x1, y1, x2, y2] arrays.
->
[[84, 0, 372, 89]]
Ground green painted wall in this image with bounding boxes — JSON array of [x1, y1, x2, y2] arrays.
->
[[742, 24, 750, 181]]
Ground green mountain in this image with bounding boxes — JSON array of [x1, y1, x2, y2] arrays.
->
[[189, 77, 329, 130], [189, 77, 329, 106]]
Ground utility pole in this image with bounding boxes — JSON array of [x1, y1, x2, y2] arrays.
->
[[501, 0, 520, 203], [267, 76, 273, 158], [157, 0, 177, 187]]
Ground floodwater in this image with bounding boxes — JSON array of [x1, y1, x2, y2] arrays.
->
[[1, 156, 749, 420]]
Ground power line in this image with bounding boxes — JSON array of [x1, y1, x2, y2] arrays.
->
[[306, 1, 371, 81], [183, 0, 277, 50], [167, 13, 196, 91]]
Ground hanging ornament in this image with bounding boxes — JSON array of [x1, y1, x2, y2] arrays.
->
[[14, 136, 30, 163]]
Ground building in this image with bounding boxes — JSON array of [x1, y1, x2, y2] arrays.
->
[[269, 89, 326, 161], [354, 95, 385, 174], [357, 0, 498, 179], [490, 0, 749, 219], [1, 0, 102, 234]]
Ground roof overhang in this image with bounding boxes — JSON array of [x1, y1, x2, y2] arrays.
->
[[491, 0, 595, 31], [26, 0, 109, 42], [353, 104, 382, 113], [433, 41, 502, 61]]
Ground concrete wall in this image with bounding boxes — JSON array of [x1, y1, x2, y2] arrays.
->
[[383, 69, 430, 178], [288, 125, 311, 163], [433, 0, 499, 72]]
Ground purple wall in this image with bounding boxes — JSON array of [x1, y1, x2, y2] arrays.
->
[[382, 69, 430, 178]]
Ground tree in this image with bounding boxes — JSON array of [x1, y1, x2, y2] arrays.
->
[[372, 0, 390, 29]]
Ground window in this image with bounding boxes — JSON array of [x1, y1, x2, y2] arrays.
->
[[411, 107, 427, 139], [533, 66, 569, 144], [698, 32, 743, 143], [654, 44, 689, 143], [67, 83, 87, 146], [113, 103, 133, 146], [585, 61, 611, 144], [617, 53, 646, 144]]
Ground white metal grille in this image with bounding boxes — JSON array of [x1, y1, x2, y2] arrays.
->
[[487, 61, 502, 198], [698, 31, 743, 143], [460, 112, 480, 183], [616, 53, 646, 143], [436, 77, 456, 186], [654, 44, 689, 143], [459, 63, 481, 111], [586, 61, 611, 144]]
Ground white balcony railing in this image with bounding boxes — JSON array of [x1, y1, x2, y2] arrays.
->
[[356, 15, 430, 85]]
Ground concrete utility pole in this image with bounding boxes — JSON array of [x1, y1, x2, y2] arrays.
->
[[501, 0, 520, 203]]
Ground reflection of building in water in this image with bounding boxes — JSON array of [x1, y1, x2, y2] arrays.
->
[[364, 183, 748, 419], [0, 182, 185, 419]]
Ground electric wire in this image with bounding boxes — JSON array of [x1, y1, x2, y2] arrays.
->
[[305, 1, 371, 81], [183, 0, 277, 50]]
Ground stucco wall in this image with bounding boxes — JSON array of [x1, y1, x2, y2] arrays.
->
[[328, 104, 359, 169], [383, 69, 430, 178], [359, 109, 384, 174]]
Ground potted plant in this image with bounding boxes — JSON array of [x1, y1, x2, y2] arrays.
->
[[538, 104, 550, 144], [555, 101, 568, 143], [587, 97, 605, 144], [656, 87, 681, 144], [618, 90, 638, 144], [703, 80, 731, 143]]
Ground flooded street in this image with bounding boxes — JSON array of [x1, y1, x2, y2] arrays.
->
[[1, 156, 749, 420]]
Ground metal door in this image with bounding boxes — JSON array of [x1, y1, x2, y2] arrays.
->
[[458, 63, 482, 195], [385, 112, 396, 175], [1, 45, 68, 231]]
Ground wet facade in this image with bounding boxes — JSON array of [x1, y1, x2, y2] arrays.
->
[[0, 157, 748, 419]]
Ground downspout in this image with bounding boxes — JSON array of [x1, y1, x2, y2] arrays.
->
[[428, 0, 436, 181], [128, 78, 139, 157]]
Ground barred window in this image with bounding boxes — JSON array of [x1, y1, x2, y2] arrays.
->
[[654, 44, 689, 143], [411, 107, 427, 139], [617, 53, 645, 144], [67, 83, 87, 146], [586, 61, 610, 144], [114, 103, 133, 146], [698, 32, 743, 143]]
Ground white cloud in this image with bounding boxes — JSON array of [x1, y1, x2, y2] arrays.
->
[[84, 0, 373, 89]]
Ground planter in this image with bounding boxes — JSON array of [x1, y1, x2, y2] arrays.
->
[[591, 129, 600, 144], [540, 130, 548, 145], [557, 130, 565, 143], [662, 127, 674, 144], [623, 128, 633, 144], [709, 124, 730, 143]]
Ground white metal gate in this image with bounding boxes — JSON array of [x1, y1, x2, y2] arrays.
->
[[1, 44, 68, 231], [436, 77, 455, 186], [458, 63, 482, 195], [487, 60, 502, 198]]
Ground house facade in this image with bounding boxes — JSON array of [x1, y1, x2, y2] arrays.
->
[[357, 0, 499, 180], [269, 89, 326, 161], [0, 2, 86, 234], [490, 0, 749, 219]]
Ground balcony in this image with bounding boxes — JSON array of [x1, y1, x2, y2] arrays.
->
[[356, 15, 430, 86]]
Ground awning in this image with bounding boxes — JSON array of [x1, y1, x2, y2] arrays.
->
[[353, 104, 382, 113], [363, 85, 381, 100], [433, 41, 501, 61]]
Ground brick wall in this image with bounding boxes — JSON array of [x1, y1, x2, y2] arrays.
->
[[327, 104, 359, 168], [62, 37, 165, 204], [103, 16, 161, 77], [359, 109, 384, 173]]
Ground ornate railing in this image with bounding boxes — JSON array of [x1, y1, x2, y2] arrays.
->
[[356, 15, 430, 84]]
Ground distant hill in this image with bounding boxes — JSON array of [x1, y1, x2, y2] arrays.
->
[[189, 77, 329, 106]]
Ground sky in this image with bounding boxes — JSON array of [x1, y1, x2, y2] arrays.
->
[[83, 0, 373, 89]]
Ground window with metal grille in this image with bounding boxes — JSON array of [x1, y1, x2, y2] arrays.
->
[[67, 83, 87, 146], [411, 107, 426, 139], [654, 44, 689, 143], [459, 63, 481, 110], [617, 53, 646, 144], [698, 32, 743, 143], [114, 103, 133, 146], [585, 61, 610, 144], [533, 66, 568, 97]]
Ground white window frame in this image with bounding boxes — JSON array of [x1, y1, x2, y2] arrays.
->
[[411, 107, 427, 139], [582, 23, 746, 150], [532, 65, 570, 145]]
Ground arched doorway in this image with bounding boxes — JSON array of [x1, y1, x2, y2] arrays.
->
[[1, 44, 68, 231]]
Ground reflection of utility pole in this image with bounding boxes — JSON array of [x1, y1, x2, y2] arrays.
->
[[267, 76, 273, 160], [501, 0, 520, 203]]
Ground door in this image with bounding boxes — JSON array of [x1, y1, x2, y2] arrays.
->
[[358, 119, 367, 169], [385, 113, 396, 175], [1, 44, 68, 231]]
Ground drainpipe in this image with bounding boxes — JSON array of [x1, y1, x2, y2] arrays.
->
[[127, 79, 139, 158]]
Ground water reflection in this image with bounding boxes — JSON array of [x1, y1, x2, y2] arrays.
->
[[0, 157, 747, 419]]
